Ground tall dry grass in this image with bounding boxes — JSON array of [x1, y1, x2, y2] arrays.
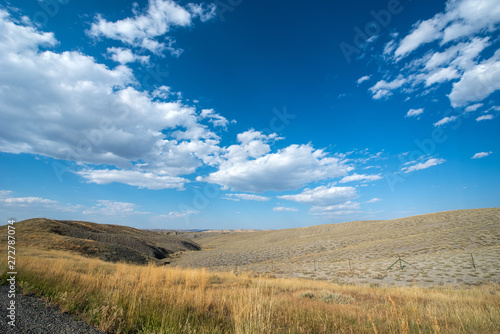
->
[[2, 248, 499, 333]]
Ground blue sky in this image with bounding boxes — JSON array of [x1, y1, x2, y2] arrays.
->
[[0, 0, 499, 229]]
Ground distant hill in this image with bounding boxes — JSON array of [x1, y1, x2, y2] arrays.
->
[[173, 208, 500, 286], [2, 218, 201, 264], [151, 228, 266, 239]]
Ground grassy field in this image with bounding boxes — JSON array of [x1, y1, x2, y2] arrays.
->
[[2, 247, 500, 333], [173, 208, 500, 287], [1, 208, 499, 332]]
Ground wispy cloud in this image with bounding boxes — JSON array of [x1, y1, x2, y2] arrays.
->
[[339, 173, 382, 183], [369, 77, 406, 100], [82, 200, 149, 216], [0, 190, 79, 212], [471, 151, 492, 159], [476, 114, 494, 121], [356, 75, 371, 85], [401, 157, 445, 173], [406, 108, 424, 118], [273, 207, 298, 212], [223, 193, 270, 201], [200, 108, 231, 128], [2, 197, 58, 206], [310, 201, 360, 212], [366, 198, 382, 203], [434, 116, 457, 127], [153, 210, 199, 220], [465, 103, 483, 112], [77, 169, 188, 190]]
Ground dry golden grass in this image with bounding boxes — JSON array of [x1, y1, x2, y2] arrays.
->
[[2, 247, 499, 333]]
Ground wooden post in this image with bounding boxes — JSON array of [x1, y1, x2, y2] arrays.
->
[[471, 253, 476, 269], [349, 258, 352, 271]]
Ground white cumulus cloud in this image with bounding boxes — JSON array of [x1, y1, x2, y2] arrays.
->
[[0, 10, 229, 190], [371, 0, 500, 108], [200, 131, 352, 192], [88, 0, 216, 56], [448, 50, 500, 107], [106, 47, 150, 64], [394, 0, 500, 59], [278, 185, 357, 206]]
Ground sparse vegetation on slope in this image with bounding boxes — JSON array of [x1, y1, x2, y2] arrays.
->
[[2, 248, 499, 333], [174, 208, 500, 286]]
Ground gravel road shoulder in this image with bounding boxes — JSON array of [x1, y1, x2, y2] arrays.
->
[[0, 285, 104, 334]]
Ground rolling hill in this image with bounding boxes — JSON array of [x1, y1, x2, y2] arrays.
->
[[2, 218, 200, 264], [173, 208, 500, 286]]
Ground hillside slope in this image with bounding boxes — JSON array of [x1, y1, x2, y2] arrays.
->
[[1, 218, 200, 264], [174, 208, 500, 286]]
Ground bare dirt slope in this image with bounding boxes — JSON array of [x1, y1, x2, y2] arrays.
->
[[1, 218, 200, 265], [174, 208, 500, 286]]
